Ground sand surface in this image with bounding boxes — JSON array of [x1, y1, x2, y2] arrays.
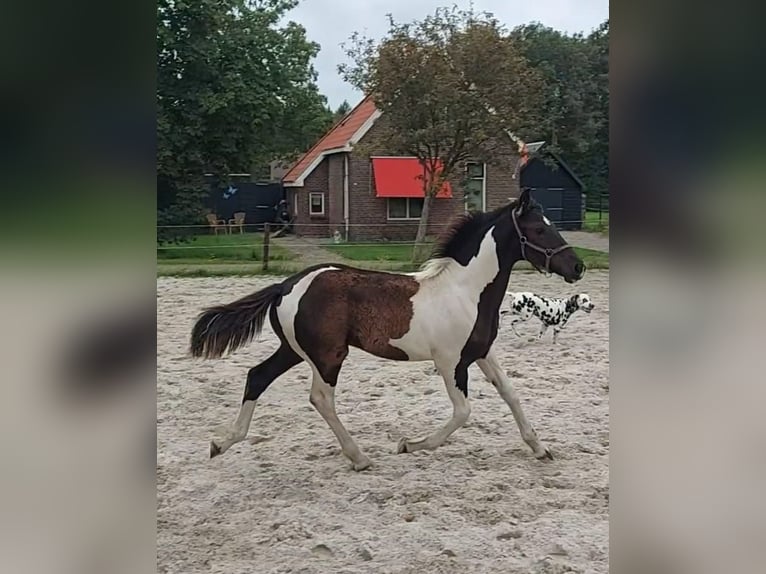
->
[[158, 271, 609, 574]]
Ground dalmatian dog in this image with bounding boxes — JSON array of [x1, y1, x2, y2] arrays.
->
[[501, 291, 594, 343]]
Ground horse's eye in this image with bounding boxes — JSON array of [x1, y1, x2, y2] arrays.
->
[[535, 226, 545, 235]]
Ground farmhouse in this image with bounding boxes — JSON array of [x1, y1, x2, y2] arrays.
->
[[282, 96, 583, 240]]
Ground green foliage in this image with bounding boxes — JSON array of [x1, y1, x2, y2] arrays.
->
[[333, 100, 352, 121], [340, 11, 609, 242], [339, 6, 547, 253], [156, 232, 295, 262], [157, 0, 333, 238], [326, 242, 434, 262], [158, 244, 608, 277], [327, 241, 607, 268], [341, 7, 545, 173], [583, 211, 609, 234], [511, 20, 609, 204], [573, 247, 609, 268]]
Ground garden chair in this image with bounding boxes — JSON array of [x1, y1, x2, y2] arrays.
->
[[206, 213, 227, 235], [228, 212, 246, 234]]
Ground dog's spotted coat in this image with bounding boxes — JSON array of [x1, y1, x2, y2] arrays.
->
[[501, 291, 594, 343]]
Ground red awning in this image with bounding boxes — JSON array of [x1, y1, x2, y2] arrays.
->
[[371, 157, 453, 198]]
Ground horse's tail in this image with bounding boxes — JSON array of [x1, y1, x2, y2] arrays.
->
[[190, 283, 283, 359]]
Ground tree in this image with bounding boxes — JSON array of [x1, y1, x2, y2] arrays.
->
[[582, 20, 609, 209], [511, 20, 609, 208], [340, 6, 545, 260], [157, 0, 332, 240], [333, 100, 352, 122]]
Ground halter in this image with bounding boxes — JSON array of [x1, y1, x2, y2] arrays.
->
[[511, 207, 574, 275]]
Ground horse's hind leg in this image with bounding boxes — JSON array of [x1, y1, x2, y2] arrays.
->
[[397, 360, 471, 454], [308, 358, 372, 471], [477, 349, 552, 460], [210, 344, 302, 458]]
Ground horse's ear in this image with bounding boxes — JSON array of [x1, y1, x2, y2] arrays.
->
[[515, 188, 531, 214]]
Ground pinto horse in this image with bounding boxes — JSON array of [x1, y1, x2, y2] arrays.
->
[[190, 189, 585, 470]]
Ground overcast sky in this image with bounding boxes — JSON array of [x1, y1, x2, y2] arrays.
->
[[284, 0, 609, 109]]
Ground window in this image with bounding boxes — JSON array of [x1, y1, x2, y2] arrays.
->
[[464, 161, 486, 212], [466, 162, 484, 179], [387, 198, 424, 220], [309, 192, 325, 215]]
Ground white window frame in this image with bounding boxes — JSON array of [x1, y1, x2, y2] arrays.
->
[[308, 192, 325, 216], [464, 161, 487, 212], [386, 197, 424, 220]]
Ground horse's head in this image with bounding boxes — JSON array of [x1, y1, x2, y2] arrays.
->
[[511, 189, 585, 284]]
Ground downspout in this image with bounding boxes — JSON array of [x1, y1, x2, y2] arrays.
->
[[343, 153, 350, 241]]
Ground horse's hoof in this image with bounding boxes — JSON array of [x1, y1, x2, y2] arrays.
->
[[352, 456, 373, 471], [396, 438, 410, 454], [210, 441, 222, 458], [535, 448, 554, 461]]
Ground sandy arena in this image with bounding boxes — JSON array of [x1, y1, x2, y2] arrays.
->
[[158, 271, 609, 574]]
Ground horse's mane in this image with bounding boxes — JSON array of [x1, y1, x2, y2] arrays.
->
[[430, 205, 510, 261], [413, 197, 541, 282]]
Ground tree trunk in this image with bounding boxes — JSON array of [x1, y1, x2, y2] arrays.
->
[[411, 193, 434, 264]]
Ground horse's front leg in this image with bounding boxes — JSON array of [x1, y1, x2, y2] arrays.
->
[[477, 349, 552, 460], [397, 360, 471, 454]]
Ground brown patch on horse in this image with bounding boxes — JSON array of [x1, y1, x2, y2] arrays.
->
[[294, 269, 419, 370]]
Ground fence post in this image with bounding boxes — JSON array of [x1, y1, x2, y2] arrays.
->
[[262, 223, 270, 271], [598, 192, 603, 224]]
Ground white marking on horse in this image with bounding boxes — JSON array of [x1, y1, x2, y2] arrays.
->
[[276, 266, 339, 362], [542, 215, 551, 226], [275, 267, 372, 469], [389, 229, 500, 365], [193, 194, 579, 468], [388, 230, 503, 454], [210, 399, 256, 456], [410, 257, 452, 281]]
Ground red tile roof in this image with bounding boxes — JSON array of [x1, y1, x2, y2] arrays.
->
[[282, 95, 379, 185]]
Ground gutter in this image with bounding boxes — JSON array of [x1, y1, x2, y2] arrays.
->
[[343, 154, 350, 241]]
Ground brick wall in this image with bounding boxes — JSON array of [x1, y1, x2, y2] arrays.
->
[[485, 153, 521, 210], [292, 159, 331, 238], [347, 119, 467, 242], [289, 115, 520, 241], [327, 154, 345, 230], [289, 153, 347, 238]]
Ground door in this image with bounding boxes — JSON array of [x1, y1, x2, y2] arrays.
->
[[530, 187, 564, 224], [464, 162, 486, 212]]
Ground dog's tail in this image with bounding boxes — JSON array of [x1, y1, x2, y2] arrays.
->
[[190, 283, 283, 359]]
